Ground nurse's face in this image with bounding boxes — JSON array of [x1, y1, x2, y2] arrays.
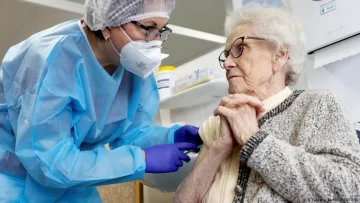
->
[[107, 17, 169, 53]]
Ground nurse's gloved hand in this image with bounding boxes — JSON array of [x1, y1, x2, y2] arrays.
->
[[174, 125, 203, 146], [144, 143, 198, 173]]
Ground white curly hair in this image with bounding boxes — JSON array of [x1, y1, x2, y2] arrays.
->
[[225, 4, 307, 85]]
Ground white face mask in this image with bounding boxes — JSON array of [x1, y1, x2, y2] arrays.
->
[[110, 28, 162, 78]]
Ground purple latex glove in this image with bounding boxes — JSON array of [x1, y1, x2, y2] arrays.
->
[[174, 125, 203, 146], [144, 143, 198, 173]]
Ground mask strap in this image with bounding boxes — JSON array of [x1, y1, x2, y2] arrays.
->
[[108, 26, 133, 57], [109, 39, 121, 56], [119, 26, 134, 44]]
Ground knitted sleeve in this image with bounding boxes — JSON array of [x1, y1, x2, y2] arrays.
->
[[246, 90, 360, 202]]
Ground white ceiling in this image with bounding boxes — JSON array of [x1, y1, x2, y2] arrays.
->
[[0, 0, 230, 67]]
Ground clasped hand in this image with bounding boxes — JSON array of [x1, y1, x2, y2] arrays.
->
[[213, 94, 264, 153]]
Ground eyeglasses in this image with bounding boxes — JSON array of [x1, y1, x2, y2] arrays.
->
[[218, 36, 265, 69], [131, 21, 172, 42]]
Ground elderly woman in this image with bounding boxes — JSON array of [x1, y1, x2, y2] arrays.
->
[[174, 5, 360, 203]]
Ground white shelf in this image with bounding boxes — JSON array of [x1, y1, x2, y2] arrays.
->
[[159, 77, 229, 110]]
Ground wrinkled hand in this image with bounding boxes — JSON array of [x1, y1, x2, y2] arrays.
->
[[174, 125, 202, 146], [216, 94, 265, 119], [144, 143, 198, 173], [212, 116, 238, 156], [214, 94, 263, 146]]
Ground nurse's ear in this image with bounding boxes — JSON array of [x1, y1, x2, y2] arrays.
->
[[101, 28, 111, 41]]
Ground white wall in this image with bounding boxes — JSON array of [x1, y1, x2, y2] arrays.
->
[[307, 54, 360, 124]]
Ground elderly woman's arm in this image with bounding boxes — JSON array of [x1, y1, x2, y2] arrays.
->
[[242, 91, 360, 202], [174, 145, 228, 203], [174, 117, 236, 203]]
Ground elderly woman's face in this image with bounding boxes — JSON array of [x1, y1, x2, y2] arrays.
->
[[224, 24, 277, 95]]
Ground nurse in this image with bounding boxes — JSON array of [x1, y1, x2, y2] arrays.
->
[[0, 0, 202, 202]]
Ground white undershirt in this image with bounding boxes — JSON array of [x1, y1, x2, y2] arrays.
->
[[260, 87, 293, 117]]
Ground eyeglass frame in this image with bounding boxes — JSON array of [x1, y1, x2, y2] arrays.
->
[[218, 36, 265, 69], [130, 21, 173, 42]]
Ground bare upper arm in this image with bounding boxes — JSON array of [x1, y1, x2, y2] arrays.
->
[[193, 145, 209, 169]]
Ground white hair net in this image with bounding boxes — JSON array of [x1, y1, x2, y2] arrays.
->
[[85, 0, 175, 31]]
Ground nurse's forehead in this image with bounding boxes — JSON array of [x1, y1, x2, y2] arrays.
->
[[138, 18, 169, 27]]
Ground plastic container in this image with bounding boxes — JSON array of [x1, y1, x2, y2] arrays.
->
[[155, 66, 176, 100], [175, 68, 224, 93]]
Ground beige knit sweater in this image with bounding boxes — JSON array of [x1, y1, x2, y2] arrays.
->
[[196, 88, 360, 203]]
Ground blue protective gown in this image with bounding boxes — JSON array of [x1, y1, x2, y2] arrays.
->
[[0, 20, 179, 202]]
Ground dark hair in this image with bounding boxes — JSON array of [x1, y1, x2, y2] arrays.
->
[[92, 30, 105, 41]]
